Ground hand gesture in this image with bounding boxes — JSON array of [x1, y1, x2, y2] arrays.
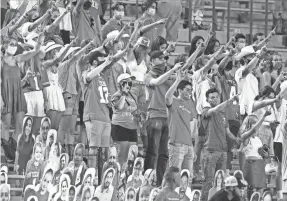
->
[[14, 163, 19, 173], [214, 46, 225, 58], [172, 62, 184, 71], [157, 18, 168, 25], [121, 82, 130, 95], [135, 21, 143, 29], [230, 93, 240, 102], [71, 37, 78, 46], [123, 23, 131, 31], [46, 8, 53, 16], [264, 110, 272, 117], [228, 48, 236, 56], [268, 27, 276, 38], [104, 55, 113, 65], [25, 68, 34, 78], [66, 5, 72, 13], [236, 137, 242, 145], [261, 45, 268, 54], [166, 42, 176, 53], [176, 69, 185, 81]]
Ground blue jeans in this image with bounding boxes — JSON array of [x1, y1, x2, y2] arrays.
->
[[201, 149, 227, 201], [144, 117, 169, 186], [169, 143, 195, 180]]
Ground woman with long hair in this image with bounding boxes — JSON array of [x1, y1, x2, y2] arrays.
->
[[36, 117, 51, 149], [207, 169, 225, 200], [1, 34, 42, 142], [204, 38, 221, 55], [24, 142, 44, 188], [14, 116, 35, 174], [239, 112, 270, 193], [189, 36, 204, 56]]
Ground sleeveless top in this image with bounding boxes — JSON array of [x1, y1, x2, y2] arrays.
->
[[126, 53, 147, 82], [243, 136, 263, 159]]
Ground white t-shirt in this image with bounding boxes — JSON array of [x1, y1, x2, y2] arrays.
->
[[235, 66, 259, 115], [274, 99, 287, 143], [243, 136, 263, 158], [193, 70, 211, 115]]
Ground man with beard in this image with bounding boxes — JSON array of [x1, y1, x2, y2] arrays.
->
[[143, 50, 183, 186], [102, 147, 120, 188], [94, 168, 116, 201], [72, 0, 102, 45]]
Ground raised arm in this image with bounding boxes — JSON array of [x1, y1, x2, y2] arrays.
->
[[146, 62, 183, 86], [241, 46, 267, 77], [255, 28, 276, 50], [85, 56, 113, 82], [114, 24, 131, 43], [74, 0, 85, 13], [201, 46, 225, 75], [206, 94, 238, 116], [241, 112, 269, 143], [7, 12, 29, 35], [28, 9, 51, 32], [182, 43, 204, 71], [140, 18, 167, 35], [15, 33, 44, 62], [165, 70, 184, 106], [45, 7, 70, 33]]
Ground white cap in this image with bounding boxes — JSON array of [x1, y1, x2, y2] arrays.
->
[[235, 45, 258, 60], [117, 73, 135, 83], [44, 42, 62, 53], [224, 176, 238, 187]]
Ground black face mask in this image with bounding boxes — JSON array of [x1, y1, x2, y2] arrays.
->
[[83, 0, 92, 10], [151, 63, 167, 76]]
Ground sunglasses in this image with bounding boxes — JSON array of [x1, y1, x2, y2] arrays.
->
[[127, 195, 134, 199], [109, 156, 116, 159], [42, 126, 49, 130], [122, 81, 132, 87]]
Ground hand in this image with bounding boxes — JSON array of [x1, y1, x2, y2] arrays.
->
[[14, 163, 19, 173], [214, 46, 225, 58], [268, 27, 276, 38], [260, 45, 268, 55], [36, 32, 45, 49], [123, 23, 131, 31], [175, 69, 186, 81], [136, 21, 143, 29], [166, 42, 176, 53], [230, 93, 240, 102], [46, 8, 53, 16], [104, 55, 113, 65], [25, 68, 34, 78], [71, 37, 78, 46], [229, 36, 236, 43], [264, 110, 272, 117], [172, 62, 184, 71], [65, 5, 72, 13], [157, 18, 168, 25], [26, 172, 32, 178], [236, 137, 242, 145], [228, 48, 236, 56]]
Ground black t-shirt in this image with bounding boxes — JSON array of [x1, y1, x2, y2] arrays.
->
[[209, 189, 240, 201]]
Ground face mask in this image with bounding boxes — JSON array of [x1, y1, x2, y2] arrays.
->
[[115, 11, 124, 18], [273, 62, 282, 69], [7, 46, 17, 55], [148, 8, 156, 16], [151, 63, 166, 76], [238, 42, 246, 49]]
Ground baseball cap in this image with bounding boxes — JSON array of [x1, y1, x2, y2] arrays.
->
[[150, 51, 169, 61], [235, 45, 258, 60], [224, 176, 238, 187], [44, 42, 62, 53], [117, 73, 135, 83], [136, 37, 150, 48]]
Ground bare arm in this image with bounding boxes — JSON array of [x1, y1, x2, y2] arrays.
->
[[272, 73, 283, 91], [113, 96, 126, 110], [147, 63, 183, 86], [45, 9, 69, 33], [165, 71, 183, 106], [200, 46, 225, 75], [255, 28, 276, 50], [42, 44, 72, 68], [28, 11, 50, 32], [85, 58, 112, 82], [8, 13, 28, 34], [182, 43, 203, 71], [74, 0, 85, 13], [252, 97, 279, 112], [241, 113, 267, 143], [205, 94, 238, 116], [140, 18, 166, 34]]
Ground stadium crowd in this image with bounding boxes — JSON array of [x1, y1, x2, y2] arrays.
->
[[0, 0, 287, 201]]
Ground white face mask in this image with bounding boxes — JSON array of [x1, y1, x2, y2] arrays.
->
[[7, 46, 17, 55], [237, 42, 246, 49], [148, 8, 156, 16]]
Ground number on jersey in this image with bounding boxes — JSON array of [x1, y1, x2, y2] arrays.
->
[[98, 86, 109, 103]]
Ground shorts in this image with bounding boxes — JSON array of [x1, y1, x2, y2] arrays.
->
[[24, 91, 45, 117], [111, 124, 137, 142], [274, 142, 282, 163], [85, 120, 111, 147], [63, 92, 79, 115]]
